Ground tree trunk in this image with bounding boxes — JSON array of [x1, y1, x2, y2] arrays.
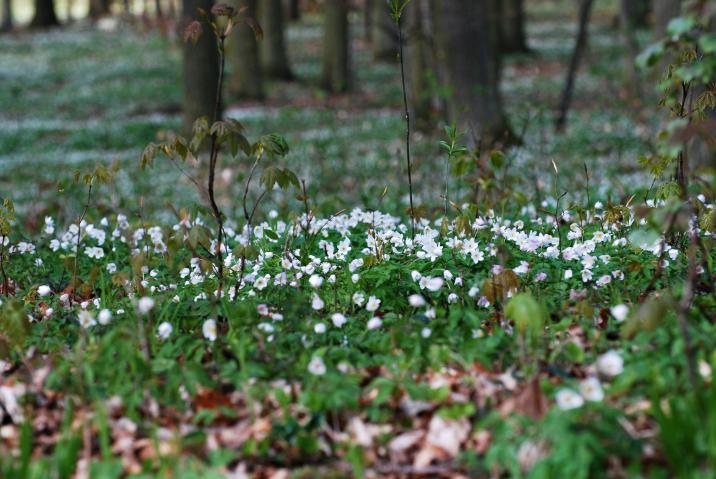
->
[[364, 0, 372, 42], [405, 0, 432, 130], [654, 0, 681, 39], [155, 0, 163, 18], [555, 0, 595, 131], [89, 0, 111, 18], [371, 0, 397, 61], [431, 0, 511, 144], [229, 0, 264, 99], [619, 0, 644, 101], [259, 0, 293, 80], [321, 0, 350, 93], [1, 0, 12, 31], [182, 0, 220, 133], [287, 0, 299, 21], [621, 0, 650, 29], [30, 0, 59, 27], [498, 0, 529, 54]]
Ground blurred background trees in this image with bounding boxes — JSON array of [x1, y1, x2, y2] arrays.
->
[[1, 0, 711, 153]]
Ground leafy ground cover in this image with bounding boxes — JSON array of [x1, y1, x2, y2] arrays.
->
[[1, 1, 716, 478]]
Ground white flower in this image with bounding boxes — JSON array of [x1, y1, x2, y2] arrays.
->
[[555, 388, 584, 410], [307, 356, 326, 375], [352, 292, 365, 306], [367, 316, 383, 330], [84, 246, 105, 259], [106, 263, 117, 274], [202, 319, 217, 341], [564, 269, 573, 279], [408, 294, 426, 307], [351, 273, 360, 283], [77, 310, 96, 329], [447, 293, 459, 304], [579, 377, 604, 401], [596, 350, 623, 377], [157, 321, 173, 340], [610, 304, 629, 322], [311, 293, 325, 310], [97, 309, 112, 325], [331, 313, 347, 328], [366, 295, 381, 312], [137, 297, 155, 315], [314, 322, 326, 334], [421, 327, 432, 338], [411, 270, 422, 281], [308, 274, 324, 288], [37, 285, 51, 297]]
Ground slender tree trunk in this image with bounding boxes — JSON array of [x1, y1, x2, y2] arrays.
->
[[654, 0, 681, 39], [1, 0, 13, 31], [405, 0, 432, 130], [30, 0, 60, 27], [371, 0, 397, 61], [431, 0, 511, 144], [555, 0, 595, 131], [89, 0, 111, 18], [621, 0, 650, 29], [498, 0, 529, 54], [288, 0, 299, 21], [155, 0, 163, 18], [182, 0, 220, 133], [229, 0, 264, 99], [321, 0, 350, 93], [259, 0, 293, 80], [364, 0, 372, 42], [619, 0, 644, 101]]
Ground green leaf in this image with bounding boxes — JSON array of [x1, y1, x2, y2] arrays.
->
[[505, 292, 544, 338]]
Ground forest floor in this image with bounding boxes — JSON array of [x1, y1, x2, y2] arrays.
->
[[2, 1, 715, 478]]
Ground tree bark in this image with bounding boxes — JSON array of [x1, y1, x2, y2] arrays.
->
[[431, 0, 511, 144], [229, 0, 264, 99], [620, 0, 650, 29], [287, 0, 299, 21], [654, 0, 681, 39], [89, 0, 111, 18], [321, 0, 350, 93], [30, 0, 59, 27], [259, 0, 293, 80], [555, 0, 595, 131], [182, 0, 220, 133], [498, 0, 529, 54], [364, 0, 372, 42], [371, 0, 397, 61], [405, 0, 432, 130], [1, 0, 12, 31]]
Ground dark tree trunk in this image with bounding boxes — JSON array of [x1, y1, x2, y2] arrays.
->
[[371, 0, 397, 61], [621, 0, 650, 29], [259, 0, 293, 80], [89, 0, 111, 18], [155, 0, 163, 18], [654, 0, 681, 39], [498, 0, 529, 54], [1, 0, 12, 31], [288, 0, 299, 21], [364, 0, 372, 42], [229, 0, 264, 99], [321, 0, 350, 93], [431, 0, 511, 144], [619, 0, 644, 100], [30, 0, 59, 27], [182, 0, 220, 133], [405, 0, 432, 130], [555, 0, 595, 131]]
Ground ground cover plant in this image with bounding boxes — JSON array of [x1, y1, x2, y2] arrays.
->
[[1, 0, 715, 477]]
